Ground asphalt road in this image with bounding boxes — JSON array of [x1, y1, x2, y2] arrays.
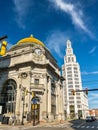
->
[[71, 120, 98, 130], [0, 120, 98, 130]]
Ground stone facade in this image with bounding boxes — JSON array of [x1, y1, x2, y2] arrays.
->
[[0, 36, 64, 124]]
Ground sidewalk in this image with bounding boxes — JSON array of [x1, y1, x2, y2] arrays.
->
[[0, 119, 85, 128]]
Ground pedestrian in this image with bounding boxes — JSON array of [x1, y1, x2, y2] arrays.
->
[[79, 116, 80, 119]]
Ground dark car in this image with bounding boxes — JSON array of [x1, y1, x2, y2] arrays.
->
[[91, 116, 96, 121], [86, 116, 96, 122]]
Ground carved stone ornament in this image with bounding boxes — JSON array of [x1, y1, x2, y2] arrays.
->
[[33, 45, 45, 54], [21, 72, 28, 79]]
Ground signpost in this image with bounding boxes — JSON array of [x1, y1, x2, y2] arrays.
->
[[31, 95, 39, 126]]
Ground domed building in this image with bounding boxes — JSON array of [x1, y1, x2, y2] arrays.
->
[[0, 35, 64, 124]]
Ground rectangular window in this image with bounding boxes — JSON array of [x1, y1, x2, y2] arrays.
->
[[77, 105, 81, 108], [68, 85, 73, 88], [69, 97, 74, 100], [69, 101, 74, 104], [76, 93, 80, 95], [76, 97, 81, 99], [34, 79, 39, 85]]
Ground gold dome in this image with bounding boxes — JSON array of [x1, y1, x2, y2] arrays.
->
[[17, 35, 45, 46]]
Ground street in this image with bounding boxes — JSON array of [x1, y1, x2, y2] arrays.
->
[[71, 120, 98, 130], [0, 120, 98, 130]]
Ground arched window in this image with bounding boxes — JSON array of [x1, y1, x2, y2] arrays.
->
[[0, 79, 17, 114]]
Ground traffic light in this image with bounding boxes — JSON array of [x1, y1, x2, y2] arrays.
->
[[85, 88, 88, 95], [72, 89, 75, 95], [0, 41, 7, 56], [32, 91, 35, 98], [25, 90, 28, 96]]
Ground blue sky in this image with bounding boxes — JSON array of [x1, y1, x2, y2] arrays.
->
[[0, 0, 98, 109]]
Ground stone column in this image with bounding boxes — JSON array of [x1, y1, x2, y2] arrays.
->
[[60, 85, 65, 120], [47, 76, 52, 121], [55, 81, 61, 120], [15, 74, 22, 122], [26, 72, 31, 113], [55, 82, 59, 120]]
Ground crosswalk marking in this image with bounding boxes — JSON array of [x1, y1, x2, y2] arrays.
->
[[92, 126, 94, 128], [86, 126, 90, 128], [76, 126, 80, 128], [81, 126, 85, 128]]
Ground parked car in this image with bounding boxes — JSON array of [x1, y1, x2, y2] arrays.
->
[[86, 116, 96, 122], [91, 116, 96, 121]]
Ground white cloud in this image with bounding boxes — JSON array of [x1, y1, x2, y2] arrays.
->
[[45, 30, 70, 58], [89, 46, 97, 54], [89, 93, 98, 100], [49, 0, 94, 38], [82, 71, 98, 75], [13, 0, 33, 29]]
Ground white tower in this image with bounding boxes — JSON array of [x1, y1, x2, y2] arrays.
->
[[62, 40, 89, 119]]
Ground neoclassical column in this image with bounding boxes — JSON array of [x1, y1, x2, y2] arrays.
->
[[55, 81, 61, 120], [47, 76, 52, 121], [15, 73, 23, 121], [26, 72, 32, 113], [60, 85, 65, 120], [55, 81, 59, 119]]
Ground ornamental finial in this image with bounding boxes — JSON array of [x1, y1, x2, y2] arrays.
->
[[30, 34, 33, 37], [66, 39, 71, 48]]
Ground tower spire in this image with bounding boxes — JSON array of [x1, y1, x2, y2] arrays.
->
[[66, 40, 71, 48], [66, 40, 73, 55]]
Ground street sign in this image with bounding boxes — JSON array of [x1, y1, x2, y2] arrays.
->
[[31, 98, 38, 104]]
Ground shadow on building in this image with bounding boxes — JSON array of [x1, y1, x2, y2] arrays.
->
[[0, 54, 12, 124]]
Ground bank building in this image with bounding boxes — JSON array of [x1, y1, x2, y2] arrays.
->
[[0, 35, 64, 124]]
